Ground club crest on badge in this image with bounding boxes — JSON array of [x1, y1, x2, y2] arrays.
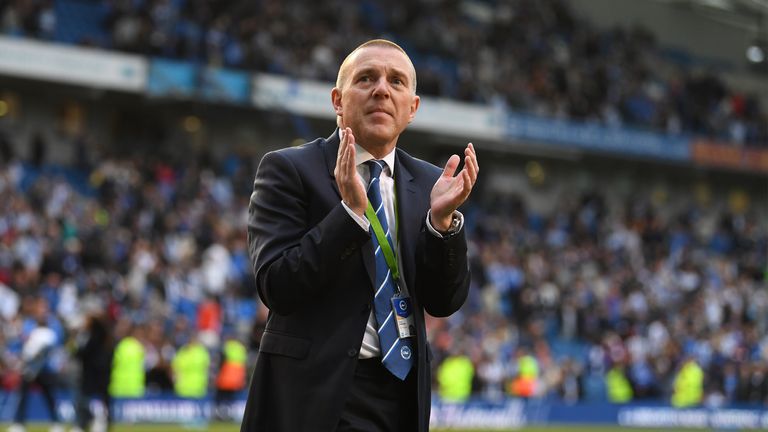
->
[[400, 346, 412, 360]]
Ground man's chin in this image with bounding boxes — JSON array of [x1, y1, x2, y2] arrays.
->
[[359, 126, 396, 144]]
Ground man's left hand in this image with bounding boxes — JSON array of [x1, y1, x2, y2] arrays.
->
[[430, 143, 478, 232]]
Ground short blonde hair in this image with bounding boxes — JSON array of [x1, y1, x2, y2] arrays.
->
[[335, 39, 417, 93]]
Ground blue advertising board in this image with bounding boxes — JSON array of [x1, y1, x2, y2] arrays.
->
[[147, 59, 250, 104], [147, 58, 196, 98], [5, 392, 768, 430], [199, 67, 250, 104], [504, 113, 691, 161]]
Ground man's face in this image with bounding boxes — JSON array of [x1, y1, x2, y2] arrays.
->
[[332, 46, 420, 152]]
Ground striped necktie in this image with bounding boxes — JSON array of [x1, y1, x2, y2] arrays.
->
[[365, 159, 414, 380]]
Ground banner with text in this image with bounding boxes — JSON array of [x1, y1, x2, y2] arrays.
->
[[504, 113, 691, 161], [5, 393, 768, 430], [691, 140, 768, 173], [0, 36, 146, 92]]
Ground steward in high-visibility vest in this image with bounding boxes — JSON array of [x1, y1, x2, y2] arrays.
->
[[437, 354, 474, 402], [109, 335, 145, 398], [509, 348, 538, 398], [672, 357, 703, 408], [216, 339, 247, 392], [172, 339, 211, 399], [214, 337, 248, 420], [606, 365, 633, 403]]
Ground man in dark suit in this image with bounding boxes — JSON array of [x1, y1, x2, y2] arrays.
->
[[242, 39, 479, 432]]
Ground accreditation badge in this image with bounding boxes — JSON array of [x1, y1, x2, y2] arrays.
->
[[391, 295, 415, 339]]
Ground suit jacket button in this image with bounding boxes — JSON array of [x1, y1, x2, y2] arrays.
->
[[347, 348, 358, 357]]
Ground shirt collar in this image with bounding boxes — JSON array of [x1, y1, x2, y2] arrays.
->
[[337, 128, 396, 175], [354, 143, 396, 176]]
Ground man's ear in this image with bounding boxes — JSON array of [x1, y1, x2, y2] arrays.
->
[[331, 88, 343, 116], [408, 95, 420, 123]]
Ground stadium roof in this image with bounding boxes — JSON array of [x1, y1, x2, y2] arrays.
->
[[658, 0, 767, 32]]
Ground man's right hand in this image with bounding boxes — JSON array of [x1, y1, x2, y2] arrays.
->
[[334, 127, 367, 216]]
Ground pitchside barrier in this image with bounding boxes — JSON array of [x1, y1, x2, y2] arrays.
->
[[3, 392, 768, 430]]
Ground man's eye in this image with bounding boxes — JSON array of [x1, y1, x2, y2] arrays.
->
[[392, 78, 403, 85]]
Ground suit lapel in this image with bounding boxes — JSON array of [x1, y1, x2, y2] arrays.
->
[[324, 129, 376, 287], [394, 150, 418, 296], [323, 129, 342, 200]]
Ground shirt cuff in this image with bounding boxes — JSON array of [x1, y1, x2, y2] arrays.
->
[[426, 210, 464, 238], [342, 200, 370, 232]]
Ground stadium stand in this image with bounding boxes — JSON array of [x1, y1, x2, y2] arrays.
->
[[1, 0, 766, 146], [0, 125, 765, 409]]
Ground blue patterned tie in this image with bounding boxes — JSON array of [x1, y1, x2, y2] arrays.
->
[[366, 160, 414, 380]]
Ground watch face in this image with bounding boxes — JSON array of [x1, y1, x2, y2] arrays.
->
[[442, 216, 459, 235], [451, 216, 460, 229]]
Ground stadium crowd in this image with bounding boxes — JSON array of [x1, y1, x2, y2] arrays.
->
[[431, 191, 768, 406], [0, 124, 766, 418], [0, 0, 766, 147]]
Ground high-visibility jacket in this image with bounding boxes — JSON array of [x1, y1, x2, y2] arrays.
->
[[437, 355, 474, 402], [109, 336, 145, 398], [173, 342, 210, 398], [509, 354, 538, 397], [606, 367, 633, 403], [672, 360, 704, 408], [216, 339, 247, 391]]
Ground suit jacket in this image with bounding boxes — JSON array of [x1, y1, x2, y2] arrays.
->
[[241, 130, 470, 432]]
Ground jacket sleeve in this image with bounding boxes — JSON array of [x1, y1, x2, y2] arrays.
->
[[413, 219, 470, 317], [247, 150, 370, 316]]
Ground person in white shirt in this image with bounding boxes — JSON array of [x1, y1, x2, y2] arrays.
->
[[9, 297, 63, 432]]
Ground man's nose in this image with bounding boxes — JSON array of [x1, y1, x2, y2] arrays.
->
[[371, 77, 390, 98]]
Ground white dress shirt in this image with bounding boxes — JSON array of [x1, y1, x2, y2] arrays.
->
[[340, 140, 464, 358]]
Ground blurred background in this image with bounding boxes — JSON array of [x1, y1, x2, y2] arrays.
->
[[0, 0, 766, 431]]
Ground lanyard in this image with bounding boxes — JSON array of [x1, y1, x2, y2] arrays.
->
[[364, 177, 401, 282]]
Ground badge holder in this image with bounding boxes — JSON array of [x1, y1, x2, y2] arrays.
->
[[392, 292, 415, 339]]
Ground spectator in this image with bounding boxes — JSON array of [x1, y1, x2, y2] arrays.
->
[[8, 297, 63, 432], [72, 313, 114, 432]]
